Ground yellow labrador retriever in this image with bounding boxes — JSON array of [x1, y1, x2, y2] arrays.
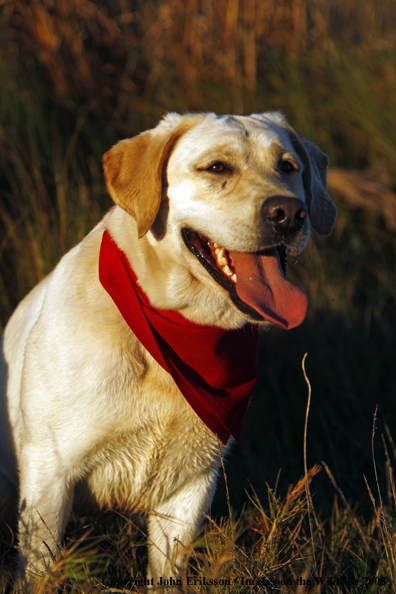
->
[[0, 112, 337, 587]]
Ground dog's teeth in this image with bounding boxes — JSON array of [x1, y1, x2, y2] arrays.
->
[[217, 248, 227, 266], [213, 244, 236, 281]]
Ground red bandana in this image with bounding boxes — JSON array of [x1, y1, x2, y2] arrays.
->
[[99, 230, 259, 444]]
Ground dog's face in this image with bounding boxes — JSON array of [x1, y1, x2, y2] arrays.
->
[[103, 112, 337, 330]]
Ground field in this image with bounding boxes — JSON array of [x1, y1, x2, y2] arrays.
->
[[0, 0, 396, 591]]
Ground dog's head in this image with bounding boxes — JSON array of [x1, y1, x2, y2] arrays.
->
[[103, 112, 337, 330]]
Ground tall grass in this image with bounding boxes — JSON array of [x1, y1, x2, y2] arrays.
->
[[2, 430, 396, 592], [1, 0, 396, 328], [1, 0, 396, 590]]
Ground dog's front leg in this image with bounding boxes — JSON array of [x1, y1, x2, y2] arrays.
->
[[17, 453, 74, 586], [146, 470, 218, 592]]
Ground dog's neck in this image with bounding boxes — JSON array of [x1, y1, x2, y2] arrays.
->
[[99, 229, 259, 444], [106, 207, 250, 329]]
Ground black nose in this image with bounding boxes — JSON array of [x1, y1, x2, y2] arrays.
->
[[262, 196, 307, 237]]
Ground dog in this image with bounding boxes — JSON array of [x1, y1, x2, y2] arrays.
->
[[0, 112, 337, 588]]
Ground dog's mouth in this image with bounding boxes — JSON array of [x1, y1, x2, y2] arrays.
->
[[182, 228, 308, 329]]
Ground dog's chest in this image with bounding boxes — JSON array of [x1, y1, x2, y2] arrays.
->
[[77, 363, 221, 513], [80, 421, 219, 512]]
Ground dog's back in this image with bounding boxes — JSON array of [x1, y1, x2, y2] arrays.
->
[[0, 274, 54, 515]]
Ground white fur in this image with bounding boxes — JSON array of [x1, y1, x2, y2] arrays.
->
[[0, 112, 336, 589]]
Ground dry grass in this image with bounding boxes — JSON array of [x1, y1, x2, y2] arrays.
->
[[0, 362, 395, 593], [1, 0, 396, 591], [1, 0, 396, 330], [1, 460, 395, 592], [327, 167, 396, 230]]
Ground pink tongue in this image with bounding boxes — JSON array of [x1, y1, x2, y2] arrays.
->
[[229, 249, 308, 330]]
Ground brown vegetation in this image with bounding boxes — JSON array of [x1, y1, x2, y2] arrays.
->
[[1, 0, 396, 591]]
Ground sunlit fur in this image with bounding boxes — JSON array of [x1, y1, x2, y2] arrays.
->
[[0, 112, 336, 590]]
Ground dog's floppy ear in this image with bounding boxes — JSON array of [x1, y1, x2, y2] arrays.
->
[[288, 132, 338, 236], [103, 123, 190, 238]]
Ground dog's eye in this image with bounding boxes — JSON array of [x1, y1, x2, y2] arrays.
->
[[280, 160, 297, 173], [207, 162, 226, 173]]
